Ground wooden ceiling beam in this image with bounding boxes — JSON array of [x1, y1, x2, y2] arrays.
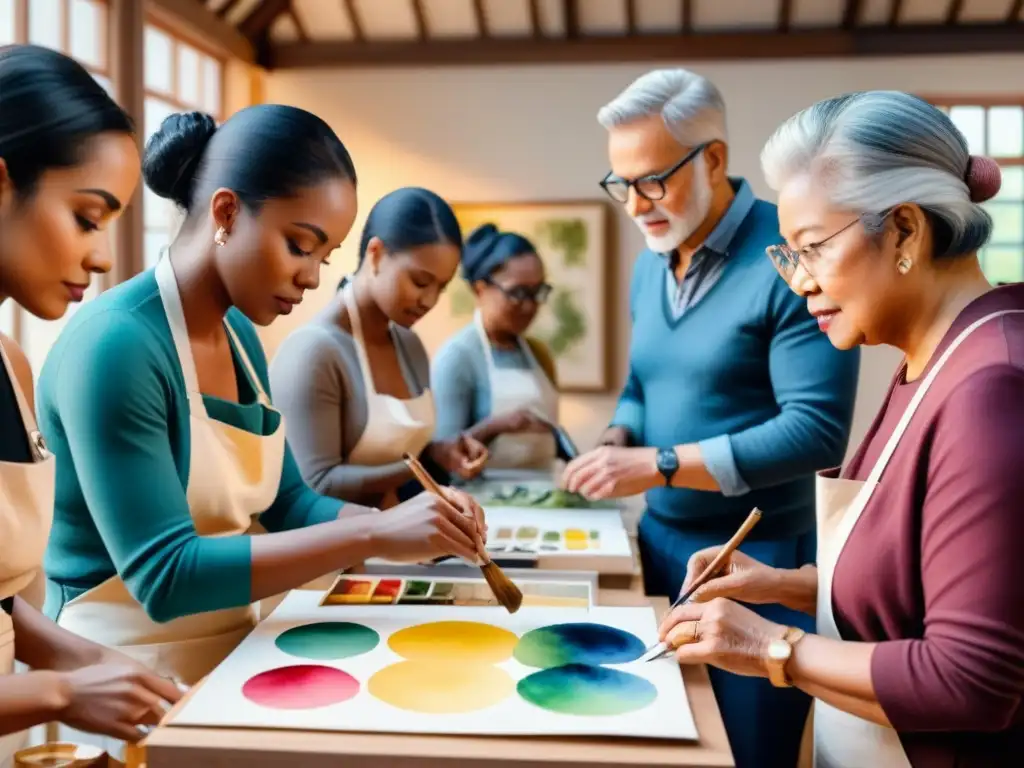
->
[[888, 0, 903, 26], [945, 0, 965, 24], [564, 0, 578, 39], [145, 0, 255, 62], [778, 0, 793, 32], [342, 0, 364, 42], [216, 0, 243, 18], [472, 0, 488, 37], [625, 0, 636, 35], [411, 0, 427, 40], [290, 7, 308, 42], [841, 0, 862, 28], [238, 0, 292, 40], [265, 24, 1024, 69], [528, 0, 541, 37], [681, 0, 692, 33], [1008, 0, 1023, 22]]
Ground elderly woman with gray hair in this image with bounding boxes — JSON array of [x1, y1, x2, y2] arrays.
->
[[658, 91, 1024, 767]]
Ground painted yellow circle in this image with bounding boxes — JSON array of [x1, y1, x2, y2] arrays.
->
[[387, 621, 518, 663], [369, 661, 514, 714]]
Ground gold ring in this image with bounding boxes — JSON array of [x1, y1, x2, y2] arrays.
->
[[668, 620, 700, 649]]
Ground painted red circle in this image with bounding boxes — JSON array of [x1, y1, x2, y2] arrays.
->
[[242, 664, 359, 710]]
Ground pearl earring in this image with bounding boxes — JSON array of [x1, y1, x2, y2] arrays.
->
[[896, 256, 912, 274], [214, 227, 228, 247]]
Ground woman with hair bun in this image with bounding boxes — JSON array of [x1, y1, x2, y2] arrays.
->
[[658, 91, 1024, 767], [35, 107, 487, 757], [431, 223, 559, 472], [271, 187, 489, 510]]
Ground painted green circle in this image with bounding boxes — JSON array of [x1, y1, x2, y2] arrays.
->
[[275, 622, 380, 661], [517, 663, 657, 716]]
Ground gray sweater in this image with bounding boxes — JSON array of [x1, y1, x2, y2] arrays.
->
[[268, 319, 430, 502]]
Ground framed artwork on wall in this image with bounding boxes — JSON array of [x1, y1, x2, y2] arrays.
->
[[421, 200, 614, 393]]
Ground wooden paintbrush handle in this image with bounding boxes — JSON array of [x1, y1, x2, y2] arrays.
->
[[402, 453, 489, 563], [677, 508, 763, 604]]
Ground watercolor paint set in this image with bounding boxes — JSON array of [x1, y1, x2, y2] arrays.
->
[[321, 574, 593, 610], [485, 525, 601, 554]]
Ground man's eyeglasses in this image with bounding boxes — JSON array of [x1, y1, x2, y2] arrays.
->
[[485, 278, 552, 304], [766, 210, 891, 281], [599, 143, 708, 204]]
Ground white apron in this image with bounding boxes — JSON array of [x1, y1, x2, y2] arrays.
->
[[0, 337, 56, 768], [473, 310, 557, 470], [812, 309, 1021, 768], [342, 281, 434, 506], [53, 256, 286, 757]]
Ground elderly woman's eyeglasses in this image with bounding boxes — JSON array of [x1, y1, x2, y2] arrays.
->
[[485, 278, 552, 304], [766, 210, 890, 281], [599, 143, 708, 204]]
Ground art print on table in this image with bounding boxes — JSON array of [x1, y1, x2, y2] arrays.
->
[[168, 590, 697, 742]]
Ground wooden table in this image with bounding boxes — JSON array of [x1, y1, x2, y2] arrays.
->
[[142, 587, 733, 768]]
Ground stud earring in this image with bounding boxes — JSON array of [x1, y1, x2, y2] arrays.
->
[[896, 256, 913, 274], [214, 227, 228, 247]]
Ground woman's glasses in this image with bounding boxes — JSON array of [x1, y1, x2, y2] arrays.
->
[[485, 278, 552, 304], [766, 210, 891, 281]]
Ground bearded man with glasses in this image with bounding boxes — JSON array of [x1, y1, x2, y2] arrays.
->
[[560, 68, 861, 768]]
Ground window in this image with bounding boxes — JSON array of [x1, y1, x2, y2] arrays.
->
[[932, 99, 1024, 285], [0, 0, 111, 375], [143, 24, 224, 270]]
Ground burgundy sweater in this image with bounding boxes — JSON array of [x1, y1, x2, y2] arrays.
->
[[833, 284, 1024, 767]]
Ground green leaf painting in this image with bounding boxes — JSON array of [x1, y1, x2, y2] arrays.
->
[[534, 218, 588, 267], [538, 289, 586, 356]]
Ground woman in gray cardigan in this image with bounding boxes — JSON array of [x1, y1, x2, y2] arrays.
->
[[270, 188, 487, 509]]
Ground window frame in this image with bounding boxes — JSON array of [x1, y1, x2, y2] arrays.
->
[[923, 94, 1024, 285]]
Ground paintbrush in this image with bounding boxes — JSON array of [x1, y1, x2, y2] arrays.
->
[[402, 453, 523, 614], [639, 507, 763, 662]]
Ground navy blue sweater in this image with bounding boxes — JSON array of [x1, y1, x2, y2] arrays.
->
[[613, 197, 860, 538]]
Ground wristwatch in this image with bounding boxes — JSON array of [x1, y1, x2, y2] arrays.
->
[[766, 626, 806, 688], [655, 448, 679, 486]]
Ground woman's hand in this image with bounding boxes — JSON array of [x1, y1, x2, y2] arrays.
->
[[56, 661, 184, 742], [682, 547, 819, 615], [427, 434, 489, 480], [367, 490, 484, 564], [658, 598, 785, 678]]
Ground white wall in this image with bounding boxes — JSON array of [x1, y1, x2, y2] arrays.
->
[[261, 53, 1024, 456]]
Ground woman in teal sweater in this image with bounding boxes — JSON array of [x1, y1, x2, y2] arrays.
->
[[35, 106, 485, 755]]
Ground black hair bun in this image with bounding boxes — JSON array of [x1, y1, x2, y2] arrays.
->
[[142, 111, 217, 208], [466, 223, 500, 248]]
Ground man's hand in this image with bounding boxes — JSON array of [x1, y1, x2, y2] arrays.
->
[[559, 446, 660, 500]]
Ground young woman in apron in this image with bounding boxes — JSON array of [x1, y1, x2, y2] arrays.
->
[[271, 188, 489, 510], [34, 111, 486, 759], [0, 46, 182, 765], [432, 223, 559, 472], [655, 93, 1024, 767]]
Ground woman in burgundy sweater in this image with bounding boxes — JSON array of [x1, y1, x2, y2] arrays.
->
[[656, 91, 1024, 768]]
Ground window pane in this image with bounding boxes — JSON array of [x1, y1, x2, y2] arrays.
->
[[0, 0, 15, 45], [1000, 166, 1024, 200], [92, 72, 113, 98], [988, 107, 1023, 159], [949, 106, 986, 155], [144, 26, 173, 93], [70, 0, 104, 68], [202, 56, 222, 116], [145, 229, 171, 270], [29, 0, 62, 50], [177, 43, 201, 108], [0, 301, 15, 338], [982, 247, 1024, 285], [984, 201, 1024, 245], [144, 96, 178, 142], [144, 185, 174, 228]]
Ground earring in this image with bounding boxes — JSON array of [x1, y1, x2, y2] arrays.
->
[[214, 227, 228, 247], [896, 256, 913, 274]]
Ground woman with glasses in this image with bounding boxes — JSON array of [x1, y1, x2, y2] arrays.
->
[[657, 91, 1023, 768], [431, 223, 560, 473], [270, 188, 488, 510]]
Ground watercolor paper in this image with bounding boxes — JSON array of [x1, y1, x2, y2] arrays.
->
[[169, 589, 697, 741]]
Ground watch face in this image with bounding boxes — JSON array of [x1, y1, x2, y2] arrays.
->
[[656, 449, 678, 474], [767, 639, 791, 661]]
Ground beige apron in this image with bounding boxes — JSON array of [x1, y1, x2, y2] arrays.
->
[[0, 337, 56, 768], [53, 255, 286, 756], [812, 309, 1021, 768], [342, 281, 434, 507], [473, 310, 557, 470]]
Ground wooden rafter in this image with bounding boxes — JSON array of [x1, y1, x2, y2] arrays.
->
[[625, 0, 636, 35], [411, 0, 427, 40], [888, 0, 903, 26], [146, 0, 254, 62], [778, 0, 793, 32], [267, 24, 1024, 69], [343, 0, 364, 42], [1009, 0, 1024, 22], [528, 0, 541, 37], [290, 7, 308, 42], [216, 0, 243, 18], [842, 0, 862, 29], [681, 0, 692, 33], [945, 0, 964, 24], [472, 0, 488, 37], [238, 0, 292, 40], [564, 0, 578, 39]]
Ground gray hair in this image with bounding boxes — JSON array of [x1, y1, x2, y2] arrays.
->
[[597, 68, 727, 147], [760, 91, 993, 258]]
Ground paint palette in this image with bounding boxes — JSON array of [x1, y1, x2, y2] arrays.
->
[[169, 589, 697, 742], [322, 574, 592, 609]]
